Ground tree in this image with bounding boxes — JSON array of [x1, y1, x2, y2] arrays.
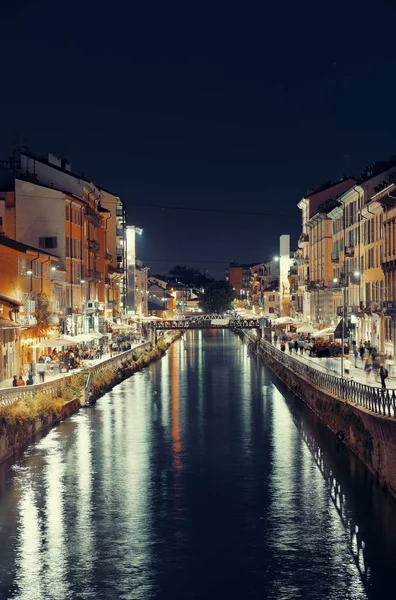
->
[[34, 293, 51, 328], [169, 265, 214, 289], [199, 281, 235, 313]]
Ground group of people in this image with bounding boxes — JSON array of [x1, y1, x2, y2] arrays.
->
[[273, 332, 349, 358], [10, 334, 141, 388], [12, 374, 33, 387], [273, 330, 390, 389]]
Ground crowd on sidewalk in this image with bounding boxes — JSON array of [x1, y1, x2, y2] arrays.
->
[[3, 336, 146, 390], [272, 331, 390, 390]]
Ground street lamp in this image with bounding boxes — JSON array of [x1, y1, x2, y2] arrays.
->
[[333, 277, 347, 377]]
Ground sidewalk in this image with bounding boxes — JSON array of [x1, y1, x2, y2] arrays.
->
[[0, 343, 145, 391], [272, 342, 395, 390]]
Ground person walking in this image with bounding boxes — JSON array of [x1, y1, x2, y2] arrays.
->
[[37, 357, 46, 383], [353, 346, 359, 368], [364, 357, 372, 380], [359, 344, 365, 361], [280, 342, 286, 352], [344, 357, 351, 379], [379, 364, 388, 390], [273, 333, 278, 346], [298, 338, 305, 355], [288, 341, 293, 354]]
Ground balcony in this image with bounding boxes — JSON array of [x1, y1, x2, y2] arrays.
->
[[85, 206, 102, 227], [85, 269, 104, 281], [344, 246, 354, 257], [331, 252, 340, 263], [116, 228, 124, 237], [89, 240, 100, 252], [298, 233, 309, 247], [336, 305, 360, 316]]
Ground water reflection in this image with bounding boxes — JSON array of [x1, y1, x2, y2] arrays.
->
[[0, 332, 396, 599]]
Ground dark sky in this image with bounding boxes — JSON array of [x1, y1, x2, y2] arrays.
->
[[1, 0, 396, 278]]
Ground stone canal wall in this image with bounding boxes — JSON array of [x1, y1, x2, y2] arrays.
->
[[239, 330, 396, 498], [0, 332, 181, 465]]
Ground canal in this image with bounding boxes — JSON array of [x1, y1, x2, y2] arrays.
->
[[0, 331, 396, 599]]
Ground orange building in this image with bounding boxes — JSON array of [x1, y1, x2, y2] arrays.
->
[[0, 235, 59, 381]]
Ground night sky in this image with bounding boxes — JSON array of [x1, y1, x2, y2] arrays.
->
[[1, 0, 396, 278]]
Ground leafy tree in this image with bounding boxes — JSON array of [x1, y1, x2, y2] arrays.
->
[[199, 281, 235, 313], [169, 265, 214, 289], [34, 293, 51, 327]]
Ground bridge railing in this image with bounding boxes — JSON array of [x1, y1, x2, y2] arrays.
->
[[155, 318, 260, 330], [261, 340, 396, 419]]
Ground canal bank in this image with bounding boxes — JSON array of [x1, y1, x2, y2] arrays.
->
[[1, 329, 395, 600], [0, 332, 181, 464], [238, 330, 396, 498]]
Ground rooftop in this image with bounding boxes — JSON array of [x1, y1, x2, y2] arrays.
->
[[0, 235, 59, 259]]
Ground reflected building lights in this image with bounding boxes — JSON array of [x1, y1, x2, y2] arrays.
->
[[14, 481, 44, 599], [161, 350, 171, 428], [171, 343, 181, 474], [75, 415, 95, 584], [42, 435, 70, 598]]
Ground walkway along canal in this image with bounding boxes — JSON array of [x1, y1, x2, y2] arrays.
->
[[0, 333, 180, 465], [0, 330, 395, 599], [239, 330, 396, 497]]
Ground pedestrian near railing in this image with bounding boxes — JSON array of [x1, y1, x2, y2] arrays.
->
[[0, 341, 151, 407], [261, 340, 396, 419]]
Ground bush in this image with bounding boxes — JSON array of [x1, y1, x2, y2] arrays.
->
[[0, 392, 66, 425]]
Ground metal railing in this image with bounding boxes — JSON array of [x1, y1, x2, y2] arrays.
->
[[0, 342, 151, 406], [261, 340, 396, 419]]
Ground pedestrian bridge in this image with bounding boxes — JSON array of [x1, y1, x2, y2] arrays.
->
[[154, 314, 264, 330]]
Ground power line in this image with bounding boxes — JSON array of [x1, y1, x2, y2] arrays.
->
[[145, 259, 232, 264], [133, 203, 300, 219], [15, 195, 299, 219]]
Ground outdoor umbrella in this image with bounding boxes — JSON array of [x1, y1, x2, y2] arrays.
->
[[311, 327, 334, 338], [297, 324, 315, 334]]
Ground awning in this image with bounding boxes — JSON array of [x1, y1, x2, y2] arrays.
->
[[334, 319, 349, 339], [0, 318, 20, 329], [0, 294, 22, 309]]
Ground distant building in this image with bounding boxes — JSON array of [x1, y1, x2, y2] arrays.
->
[[135, 259, 149, 317], [225, 261, 279, 308]]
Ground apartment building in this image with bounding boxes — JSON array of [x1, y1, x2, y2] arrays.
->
[[0, 235, 59, 381], [297, 178, 356, 324], [0, 150, 127, 334], [225, 261, 279, 308]]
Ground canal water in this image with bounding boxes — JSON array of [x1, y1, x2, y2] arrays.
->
[[0, 331, 395, 599]]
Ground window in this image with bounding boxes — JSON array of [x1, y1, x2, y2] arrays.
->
[[18, 257, 28, 275], [39, 236, 58, 249], [269, 295, 275, 302], [269, 307, 275, 313], [30, 261, 40, 277], [66, 205, 70, 221]]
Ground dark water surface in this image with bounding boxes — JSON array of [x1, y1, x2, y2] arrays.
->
[[0, 331, 396, 599]]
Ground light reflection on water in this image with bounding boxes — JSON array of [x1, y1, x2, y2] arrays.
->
[[0, 331, 395, 599]]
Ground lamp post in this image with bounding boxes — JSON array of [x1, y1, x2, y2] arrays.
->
[[333, 277, 346, 378], [80, 279, 86, 334]]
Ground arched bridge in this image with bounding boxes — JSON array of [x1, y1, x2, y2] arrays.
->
[[154, 315, 265, 330]]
